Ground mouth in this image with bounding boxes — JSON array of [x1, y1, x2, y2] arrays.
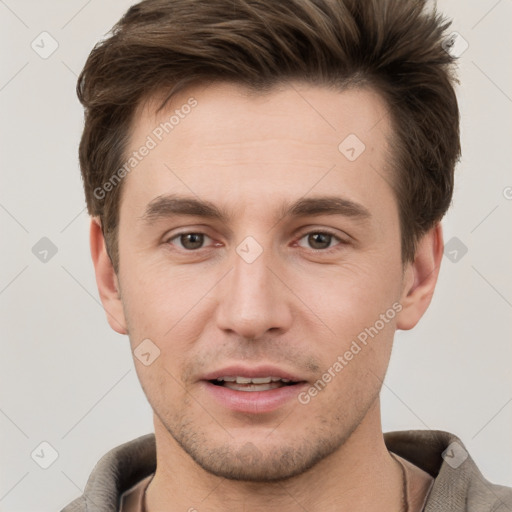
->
[[208, 376, 299, 392], [200, 365, 308, 413]]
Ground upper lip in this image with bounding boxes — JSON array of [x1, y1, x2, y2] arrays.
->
[[200, 365, 306, 383]]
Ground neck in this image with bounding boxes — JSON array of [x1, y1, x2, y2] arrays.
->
[[145, 399, 405, 512]]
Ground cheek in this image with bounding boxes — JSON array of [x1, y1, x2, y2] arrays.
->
[[133, 357, 184, 421], [294, 256, 401, 322], [288, 258, 402, 379], [120, 260, 206, 326]]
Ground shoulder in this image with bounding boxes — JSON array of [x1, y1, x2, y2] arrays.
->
[[60, 433, 156, 512], [385, 429, 512, 511]]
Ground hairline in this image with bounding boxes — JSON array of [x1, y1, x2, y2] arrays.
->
[[105, 77, 410, 274]]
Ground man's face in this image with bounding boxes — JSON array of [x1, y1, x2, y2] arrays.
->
[[115, 81, 408, 481]]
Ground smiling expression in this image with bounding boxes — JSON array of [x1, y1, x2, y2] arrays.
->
[[103, 80, 415, 481]]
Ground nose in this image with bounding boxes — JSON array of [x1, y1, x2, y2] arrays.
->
[[215, 243, 293, 340]]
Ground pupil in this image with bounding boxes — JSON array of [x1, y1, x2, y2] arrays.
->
[[309, 233, 330, 249], [182, 233, 203, 249]]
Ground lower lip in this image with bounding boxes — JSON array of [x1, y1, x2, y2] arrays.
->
[[200, 381, 308, 414]]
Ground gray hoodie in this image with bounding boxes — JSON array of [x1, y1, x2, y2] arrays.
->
[[61, 430, 512, 511]]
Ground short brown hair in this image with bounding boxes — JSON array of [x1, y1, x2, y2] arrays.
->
[[77, 0, 460, 272]]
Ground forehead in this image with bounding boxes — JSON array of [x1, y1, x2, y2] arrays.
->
[[120, 81, 395, 221], [132, 80, 391, 151]]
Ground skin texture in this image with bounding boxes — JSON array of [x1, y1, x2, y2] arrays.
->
[[90, 81, 443, 511]]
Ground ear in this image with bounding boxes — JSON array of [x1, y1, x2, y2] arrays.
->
[[396, 222, 444, 331], [89, 217, 128, 335]]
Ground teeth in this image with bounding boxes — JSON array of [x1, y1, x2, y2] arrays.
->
[[224, 381, 285, 392], [247, 377, 271, 384], [214, 376, 293, 384]]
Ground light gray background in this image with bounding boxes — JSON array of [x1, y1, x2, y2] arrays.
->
[[1, 1, 511, 511]]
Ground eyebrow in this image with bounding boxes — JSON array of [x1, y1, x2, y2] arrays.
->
[[139, 194, 371, 225]]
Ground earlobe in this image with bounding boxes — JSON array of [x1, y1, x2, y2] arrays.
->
[[396, 223, 444, 331], [89, 217, 128, 335]]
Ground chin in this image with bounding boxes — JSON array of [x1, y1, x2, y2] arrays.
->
[[172, 423, 346, 483]]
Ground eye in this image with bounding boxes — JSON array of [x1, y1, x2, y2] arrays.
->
[[166, 232, 213, 251], [296, 231, 345, 252]]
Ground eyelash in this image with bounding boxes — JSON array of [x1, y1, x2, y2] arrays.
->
[[165, 229, 347, 254], [295, 230, 347, 253]]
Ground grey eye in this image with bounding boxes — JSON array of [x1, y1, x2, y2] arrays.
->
[[297, 232, 340, 250], [169, 233, 211, 250]]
